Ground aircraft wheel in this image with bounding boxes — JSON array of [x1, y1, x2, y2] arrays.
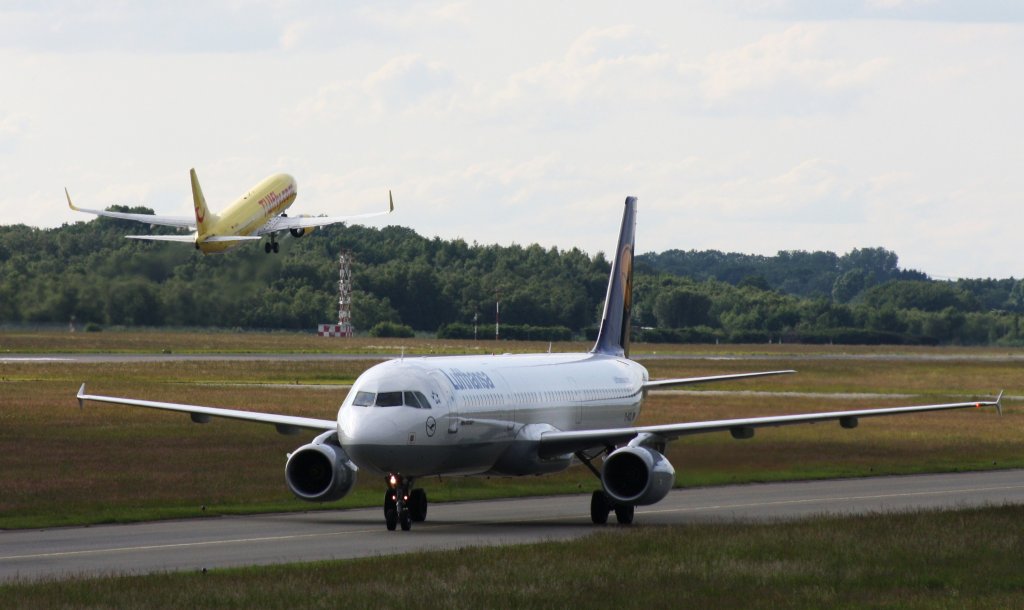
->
[[590, 490, 610, 525], [614, 504, 635, 525], [409, 488, 428, 522], [399, 509, 412, 531], [272, 242, 279, 253], [385, 508, 398, 531], [264, 242, 272, 254]]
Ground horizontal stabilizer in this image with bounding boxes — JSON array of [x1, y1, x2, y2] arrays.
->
[[202, 235, 263, 243], [126, 234, 260, 244], [126, 235, 197, 242], [643, 370, 796, 390]]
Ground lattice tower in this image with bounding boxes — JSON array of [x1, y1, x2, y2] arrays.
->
[[337, 249, 354, 336]]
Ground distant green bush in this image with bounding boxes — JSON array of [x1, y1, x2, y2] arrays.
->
[[369, 321, 415, 338], [636, 326, 721, 344], [437, 322, 476, 339], [498, 324, 573, 341]]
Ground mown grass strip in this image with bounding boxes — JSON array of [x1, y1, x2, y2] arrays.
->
[[2, 351, 1023, 530], [3, 506, 1023, 608]]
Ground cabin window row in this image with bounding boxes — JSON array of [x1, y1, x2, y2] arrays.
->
[[451, 387, 635, 408]]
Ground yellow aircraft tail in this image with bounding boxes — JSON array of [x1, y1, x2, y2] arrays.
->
[[189, 168, 213, 234]]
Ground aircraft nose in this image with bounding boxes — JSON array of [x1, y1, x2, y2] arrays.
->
[[339, 405, 397, 446]]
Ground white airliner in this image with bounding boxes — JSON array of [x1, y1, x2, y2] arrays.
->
[[77, 197, 1002, 531], [66, 169, 393, 254]]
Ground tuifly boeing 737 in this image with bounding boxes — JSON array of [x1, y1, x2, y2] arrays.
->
[[77, 197, 1002, 530], [66, 169, 393, 254]]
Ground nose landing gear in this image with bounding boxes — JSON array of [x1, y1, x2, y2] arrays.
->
[[384, 474, 428, 531]]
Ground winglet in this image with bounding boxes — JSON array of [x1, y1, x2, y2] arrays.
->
[[77, 383, 86, 409], [388, 190, 394, 213], [996, 390, 1004, 416], [65, 188, 80, 212]]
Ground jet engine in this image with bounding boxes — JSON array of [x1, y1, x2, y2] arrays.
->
[[285, 437, 357, 502], [289, 216, 321, 238], [600, 446, 675, 506]]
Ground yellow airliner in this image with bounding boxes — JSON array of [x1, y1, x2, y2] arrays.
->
[[66, 169, 393, 254]]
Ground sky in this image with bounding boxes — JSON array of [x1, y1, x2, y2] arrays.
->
[[1, 0, 1022, 279]]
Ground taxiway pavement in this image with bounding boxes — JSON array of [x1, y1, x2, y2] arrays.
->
[[2, 469, 1022, 582]]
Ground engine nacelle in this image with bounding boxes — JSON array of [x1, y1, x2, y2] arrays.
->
[[285, 441, 357, 502], [600, 446, 675, 506], [290, 218, 318, 238]]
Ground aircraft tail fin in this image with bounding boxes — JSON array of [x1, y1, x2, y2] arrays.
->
[[189, 168, 213, 234], [592, 196, 637, 358]]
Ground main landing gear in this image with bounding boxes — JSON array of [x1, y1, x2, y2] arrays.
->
[[590, 490, 634, 525], [384, 474, 428, 531], [264, 238, 279, 254], [576, 449, 635, 525]]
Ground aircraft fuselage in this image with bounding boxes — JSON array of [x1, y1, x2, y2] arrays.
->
[[338, 353, 648, 477], [196, 173, 297, 253]]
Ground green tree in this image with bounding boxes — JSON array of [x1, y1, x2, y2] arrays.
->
[[653, 288, 714, 328]]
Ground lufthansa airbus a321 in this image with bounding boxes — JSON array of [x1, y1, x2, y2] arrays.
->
[[66, 169, 393, 254], [77, 197, 1002, 530]]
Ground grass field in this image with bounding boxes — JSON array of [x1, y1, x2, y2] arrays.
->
[[3, 505, 1023, 608], [4, 328, 1024, 356], [2, 331, 1023, 529]]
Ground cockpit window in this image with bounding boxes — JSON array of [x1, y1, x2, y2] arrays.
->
[[352, 391, 375, 406], [375, 391, 404, 407], [405, 391, 433, 409], [363, 390, 433, 408]]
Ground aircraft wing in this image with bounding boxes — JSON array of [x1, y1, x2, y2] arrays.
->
[[643, 369, 795, 390], [537, 394, 1002, 458], [257, 190, 394, 235], [76, 384, 337, 435], [66, 189, 195, 228]]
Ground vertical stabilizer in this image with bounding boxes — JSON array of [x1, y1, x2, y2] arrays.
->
[[592, 197, 637, 358], [189, 168, 213, 234]]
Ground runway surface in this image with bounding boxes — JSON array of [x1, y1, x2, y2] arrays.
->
[[3, 469, 1023, 583]]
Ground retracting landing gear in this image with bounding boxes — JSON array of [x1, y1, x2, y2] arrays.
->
[[264, 235, 279, 254], [384, 474, 428, 531], [577, 449, 634, 526]]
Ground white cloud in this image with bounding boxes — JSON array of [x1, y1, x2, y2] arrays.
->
[[291, 52, 456, 124], [865, 0, 936, 10], [0, 112, 27, 137], [744, 0, 1024, 22], [698, 25, 889, 113], [358, 2, 473, 31], [364, 54, 456, 110]]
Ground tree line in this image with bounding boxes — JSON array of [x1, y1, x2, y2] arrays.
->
[[2, 212, 1023, 345]]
